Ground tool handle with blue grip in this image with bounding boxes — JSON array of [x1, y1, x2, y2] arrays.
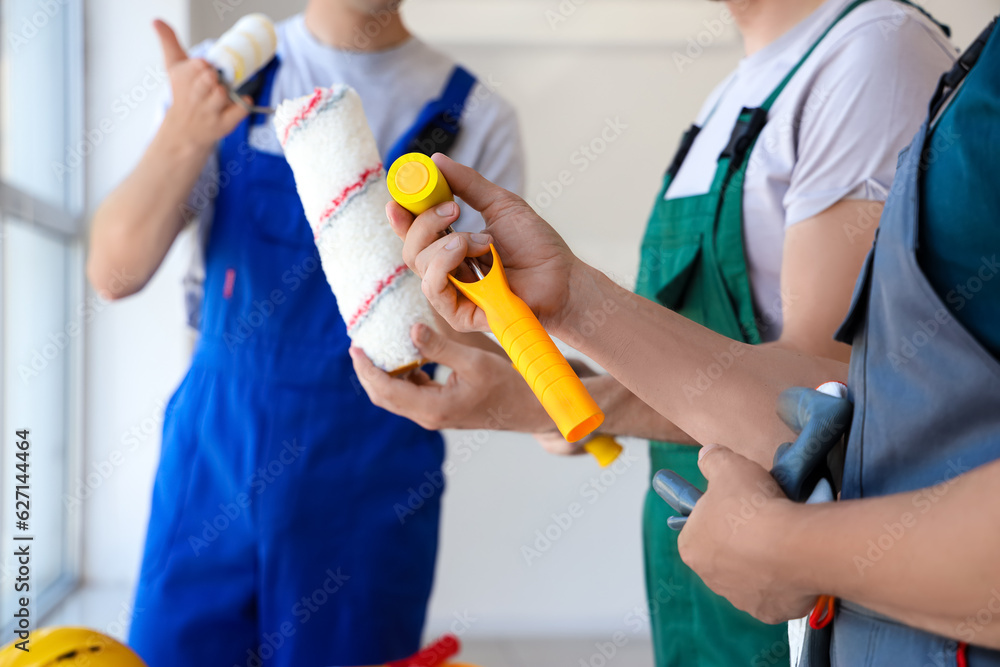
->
[[652, 386, 852, 529]]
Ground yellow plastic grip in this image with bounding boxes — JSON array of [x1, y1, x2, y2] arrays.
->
[[583, 435, 624, 468], [450, 244, 604, 442], [386, 153, 606, 444]]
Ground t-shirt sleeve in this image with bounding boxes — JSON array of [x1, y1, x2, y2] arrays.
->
[[451, 86, 526, 233], [783, 17, 955, 226]]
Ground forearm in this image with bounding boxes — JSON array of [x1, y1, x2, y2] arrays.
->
[[87, 115, 212, 299], [780, 459, 1000, 648], [557, 264, 847, 465], [584, 375, 696, 444]]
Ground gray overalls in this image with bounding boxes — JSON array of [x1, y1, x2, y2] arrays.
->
[[830, 19, 1000, 666]]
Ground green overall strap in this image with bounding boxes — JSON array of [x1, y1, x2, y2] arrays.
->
[[712, 0, 872, 194], [709, 0, 877, 342]]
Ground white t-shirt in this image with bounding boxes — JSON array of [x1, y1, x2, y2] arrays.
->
[[174, 14, 525, 326], [666, 0, 955, 341]]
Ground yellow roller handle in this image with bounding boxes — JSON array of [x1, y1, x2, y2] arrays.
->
[[387, 153, 607, 444], [449, 243, 603, 442], [583, 434, 624, 468]]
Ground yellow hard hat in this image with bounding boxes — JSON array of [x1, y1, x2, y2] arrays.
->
[[0, 627, 146, 667]]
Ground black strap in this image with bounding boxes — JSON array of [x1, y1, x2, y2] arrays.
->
[[237, 56, 281, 127], [384, 66, 476, 164], [665, 124, 701, 181], [929, 17, 997, 121], [715, 0, 871, 173], [720, 106, 769, 167]]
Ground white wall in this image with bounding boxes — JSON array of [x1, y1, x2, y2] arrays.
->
[[81, 0, 1000, 640], [81, 0, 191, 610]]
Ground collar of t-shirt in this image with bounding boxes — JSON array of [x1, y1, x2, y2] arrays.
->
[[666, 0, 853, 199], [285, 14, 425, 77]]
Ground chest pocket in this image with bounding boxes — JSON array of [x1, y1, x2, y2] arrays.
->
[[637, 232, 703, 312], [251, 182, 315, 250]]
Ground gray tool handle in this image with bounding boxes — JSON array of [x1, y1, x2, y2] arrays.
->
[[652, 387, 852, 530], [771, 387, 852, 502], [652, 469, 703, 517], [219, 70, 274, 115]]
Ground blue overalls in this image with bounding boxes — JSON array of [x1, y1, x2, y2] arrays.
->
[[824, 18, 1000, 667], [129, 61, 476, 666]]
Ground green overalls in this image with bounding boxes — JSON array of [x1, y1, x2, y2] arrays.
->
[[634, 2, 870, 664]]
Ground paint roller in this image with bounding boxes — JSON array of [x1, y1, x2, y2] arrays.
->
[[274, 86, 437, 374], [205, 13, 278, 114]]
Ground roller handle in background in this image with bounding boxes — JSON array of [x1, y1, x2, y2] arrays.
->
[[386, 153, 610, 447], [205, 13, 278, 113]]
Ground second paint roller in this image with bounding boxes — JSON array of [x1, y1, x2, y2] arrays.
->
[[205, 13, 278, 113], [387, 153, 623, 465]]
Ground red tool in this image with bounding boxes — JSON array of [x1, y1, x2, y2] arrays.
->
[[386, 634, 461, 667]]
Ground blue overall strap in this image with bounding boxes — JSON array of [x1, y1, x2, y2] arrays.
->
[[385, 65, 476, 164]]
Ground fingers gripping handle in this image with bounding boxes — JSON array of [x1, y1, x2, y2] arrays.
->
[[386, 153, 606, 444], [653, 386, 852, 527], [448, 247, 604, 442]]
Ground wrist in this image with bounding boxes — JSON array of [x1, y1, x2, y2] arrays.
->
[[552, 261, 631, 353], [762, 500, 825, 596], [158, 111, 216, 161]]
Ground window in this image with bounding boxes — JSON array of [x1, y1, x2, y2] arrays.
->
[[1, 0, 85, 631]]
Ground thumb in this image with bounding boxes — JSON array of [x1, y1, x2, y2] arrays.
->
[[411, 323, 473, 371], [154, 19, 188, 67], [431, 153, 514, 215], [697, 444, 739, 481]]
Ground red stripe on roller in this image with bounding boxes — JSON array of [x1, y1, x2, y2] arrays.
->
[[347, 263, 409, 331], [315, 164, 383, 234], [280, 88, 326, 146]]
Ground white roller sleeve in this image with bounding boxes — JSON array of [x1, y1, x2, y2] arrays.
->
[[205, 13, 277, 89], [274, 86, 436, 373]]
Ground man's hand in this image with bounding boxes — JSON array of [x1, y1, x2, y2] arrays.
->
[[86, 20, 251, 301], [349, 323, 553, 432], [154, 20, 249, 151], [678, 445, 816, 624], [384, 154, 584, 333]]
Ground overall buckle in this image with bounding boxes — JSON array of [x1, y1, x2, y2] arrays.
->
[[720, 106, 769, 166]]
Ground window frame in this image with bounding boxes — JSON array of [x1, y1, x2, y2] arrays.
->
[[0, 0, 86, 630]]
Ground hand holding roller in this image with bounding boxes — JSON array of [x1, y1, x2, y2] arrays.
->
[[387, 153, 611, 447]]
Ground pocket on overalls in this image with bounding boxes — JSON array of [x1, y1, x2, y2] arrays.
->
[[636, 232, 703, 312], [251, 184, 315, 250]]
